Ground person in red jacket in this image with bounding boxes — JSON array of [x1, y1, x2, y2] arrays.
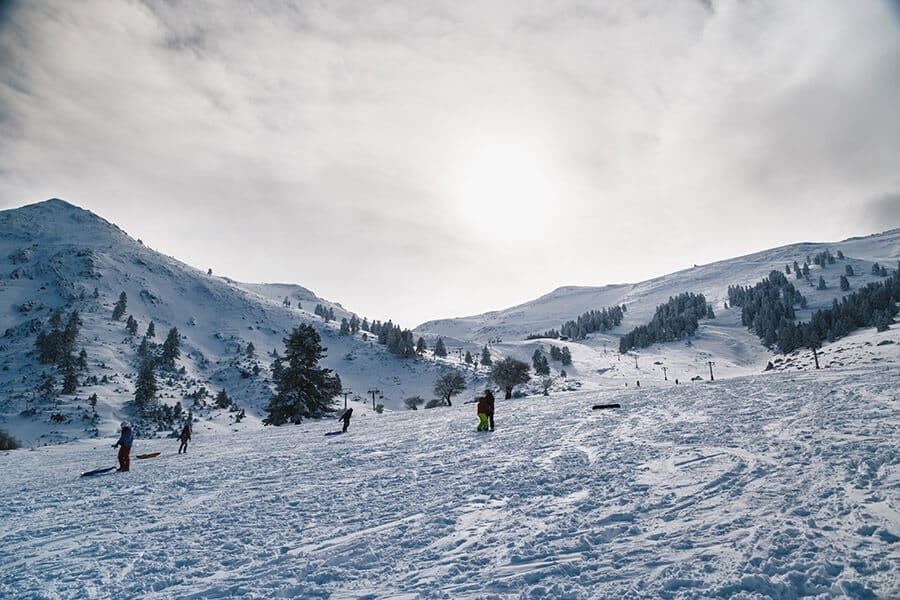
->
[[113, 421, 134, 471], [476, 395, 490, 431]]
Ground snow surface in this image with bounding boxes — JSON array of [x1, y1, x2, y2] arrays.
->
[[2, 362, 897, 598]]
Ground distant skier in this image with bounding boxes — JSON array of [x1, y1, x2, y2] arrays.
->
[[177, 423, 192, 454], [484, 389, 496, 431], [476, 395, 490, 431], [339, 407, 353, 433], [112, 421, 134, 472]]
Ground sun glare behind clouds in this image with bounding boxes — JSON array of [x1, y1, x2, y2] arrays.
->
[[448, 138, 566, 245]]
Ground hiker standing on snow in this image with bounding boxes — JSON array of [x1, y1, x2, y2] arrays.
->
[[113, 421, 134, 471], [484, 389, 496, 431], [178, 423, 192, 454], [339, 407, 353, 433], [476, 394, 491, 431]]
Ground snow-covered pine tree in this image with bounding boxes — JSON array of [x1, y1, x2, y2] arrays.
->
[[112, 292, 127, 321], [161, 327, 181, 368], [134, 359, 157, 412], [264, 324, 342, 425], [480, 346, 492, 366]]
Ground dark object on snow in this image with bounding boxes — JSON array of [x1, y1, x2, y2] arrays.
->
[[339, 408, 353, 432], [764, 361, 775, 371], [484, 389, 495, 431], [324, 430, 344, 437], [136, 452, 160, 459], [80, 466, 116, 477], [691, 375, 703, 381], [178, 424, 192, 454], [592, 403, 621, 410]]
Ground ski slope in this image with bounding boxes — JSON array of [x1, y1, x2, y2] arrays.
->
[[2, 364, 897, 598]]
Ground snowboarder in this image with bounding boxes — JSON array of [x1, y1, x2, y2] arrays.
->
[[112, 421, 134, 472], [484, 389, 496, 431], [476, 395, 490, 431], [178, 423, 191, 454], [339, 407, 353, 433]]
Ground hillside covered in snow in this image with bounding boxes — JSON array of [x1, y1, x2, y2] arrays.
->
[[0, 200, 474, 447], [0, 199, 897, 451]]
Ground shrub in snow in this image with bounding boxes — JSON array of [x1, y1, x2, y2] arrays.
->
[[0, 430, 20, 450], [403, 396, 424, 410]]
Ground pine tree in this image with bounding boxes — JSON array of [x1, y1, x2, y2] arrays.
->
[[246, 342, 255, 356], [38, 371, 56, 402], [61, 357, 78, 394], [340, 318, 350, 336], [215, 389, 231, 409], [126, 315, 138, 336], [839, 275, 850, 291], [146, 321, 156, 338], [464, 351, 473, 364], [161, 327, 181, 368], [491, 358, 531, 399], [560, 346, 572, 366], [416, 337, 427, 355], [817, 276, 827, 290], [264, 324, 342, 425], [480, 346, 493, 367], [112, 292, 127, 321], [434, 337, 447, 358], [134, 359, 157, 411], [532, 349, 550, 376]]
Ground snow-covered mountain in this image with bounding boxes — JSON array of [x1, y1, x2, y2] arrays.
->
[[0, 199, 470, 447], [416, 228, 900, 388], [1, 199, 897, 450]]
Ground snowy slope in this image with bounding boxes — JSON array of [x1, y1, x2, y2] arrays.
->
[[415, 230, 900, 390], [0, 200, 472, 447], [1, 358, 897, 598]]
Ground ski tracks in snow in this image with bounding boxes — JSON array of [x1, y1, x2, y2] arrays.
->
[[1, 370, 897, 598]]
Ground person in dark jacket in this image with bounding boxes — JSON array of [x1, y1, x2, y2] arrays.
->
[[178, 423, 192, 454], [476, 395, 490, 431], [339, 407, 353, 432], [484, 389, 496, 431], [113, 421, 134, 471]]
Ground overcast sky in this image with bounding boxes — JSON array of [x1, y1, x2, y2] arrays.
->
[[2, 1, 899, 326]]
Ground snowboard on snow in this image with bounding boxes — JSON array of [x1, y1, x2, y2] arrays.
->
[[136, 452, 161, 459], [80, 466, 116, 477], [324, 431, 345, 436], [592, 403, 621, 410]]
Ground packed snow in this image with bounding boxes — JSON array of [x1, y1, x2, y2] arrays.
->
[[2, 361, 897, 598]]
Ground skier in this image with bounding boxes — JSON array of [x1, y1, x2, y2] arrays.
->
[[177, 423, 191, 454], [476, 394, 490, 431], [339, 407, 353, 433], [484, 389, 496, 431], [112, 421, 134, 472]]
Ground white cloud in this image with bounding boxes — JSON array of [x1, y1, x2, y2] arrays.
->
[[1, 0, 898, 325]]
